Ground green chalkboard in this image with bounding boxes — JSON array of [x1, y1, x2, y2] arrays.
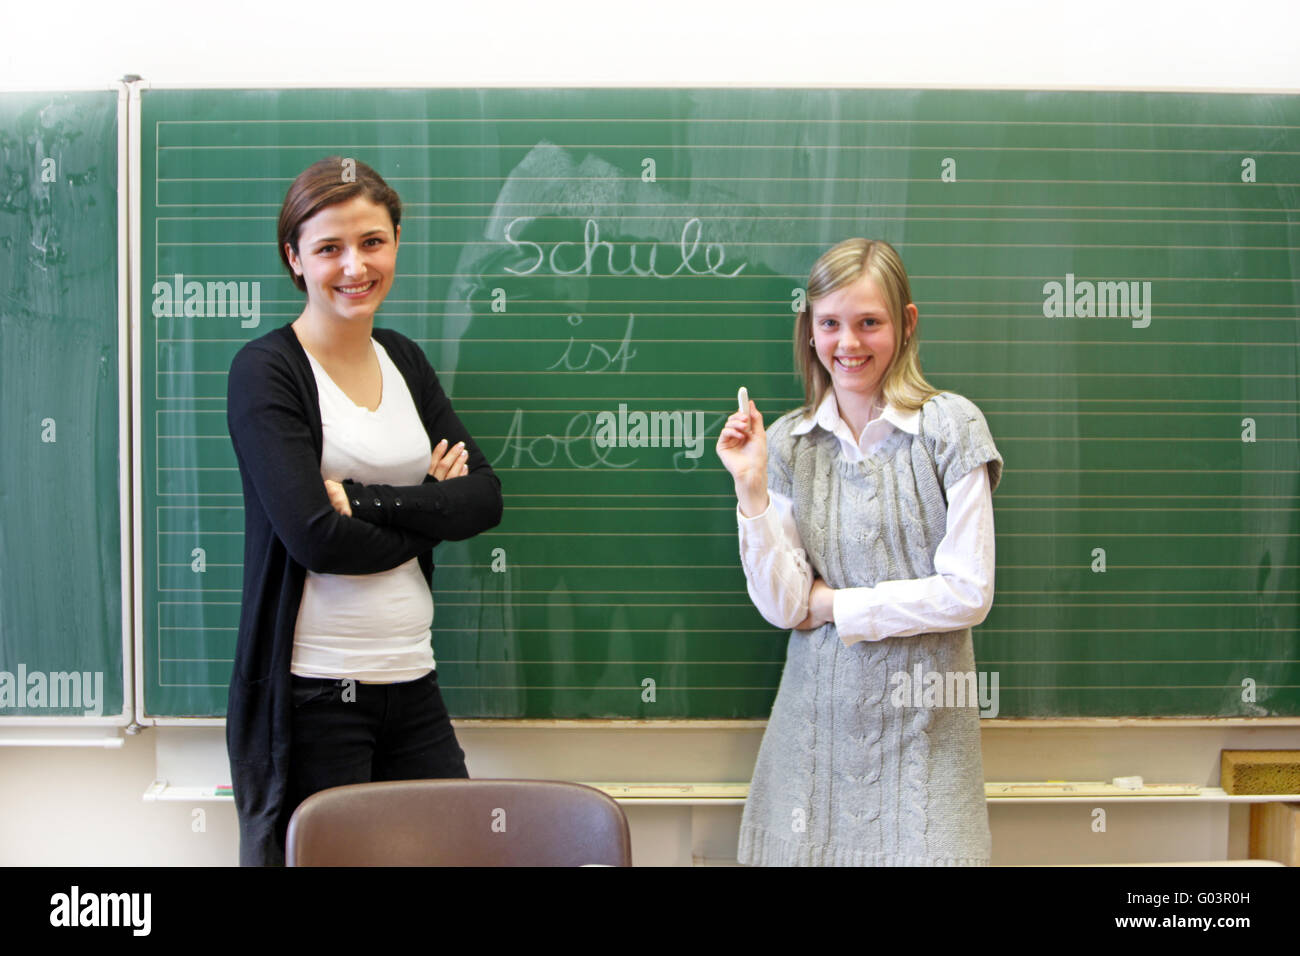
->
[[0, 90, 125, 721], [137, 88, 1300, 719]]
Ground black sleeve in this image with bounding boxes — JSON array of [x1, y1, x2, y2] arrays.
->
[[226, 343, 439, 574], [341, 346, 503, 542]]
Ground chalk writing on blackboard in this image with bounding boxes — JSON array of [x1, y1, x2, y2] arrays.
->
[[503, 218, 747, 278], [493, 409, 637, 470], [546, 314, 637, 374]]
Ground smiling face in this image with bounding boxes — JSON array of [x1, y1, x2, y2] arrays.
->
[[284, 195, 400, 326], [810, 273, 906, 410]]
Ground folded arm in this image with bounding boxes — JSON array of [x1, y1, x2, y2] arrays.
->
[[832, 464, 995, 646], [738, 464, 996, 643], [227, 345, 438, 575], [341, 354, 503, 541]]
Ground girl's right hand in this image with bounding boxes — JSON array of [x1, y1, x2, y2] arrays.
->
[[716, 399, 769, 517]]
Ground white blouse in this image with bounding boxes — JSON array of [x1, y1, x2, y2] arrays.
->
[[291, 339, 436, 682], [737, 391, 996, 647]]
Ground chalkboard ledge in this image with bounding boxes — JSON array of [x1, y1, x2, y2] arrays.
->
[[142, 780, 1300, 807], [457, 718, 1300, 728], [0, 726, 126, 748], [982, 718, 1300, 728], [454, 719, 768, 729], [142, 780, 751, 806]]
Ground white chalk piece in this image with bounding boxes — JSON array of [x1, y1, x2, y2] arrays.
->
[[738, 386, 749, 414], [1113, 776, 1144, 790]]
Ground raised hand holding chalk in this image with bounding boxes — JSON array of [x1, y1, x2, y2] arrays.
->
[[716, 385, 769, 516]]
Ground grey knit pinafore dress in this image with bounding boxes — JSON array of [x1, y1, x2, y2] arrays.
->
[[738, 392, 1003, 866]]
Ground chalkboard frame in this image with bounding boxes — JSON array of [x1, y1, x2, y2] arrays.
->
[[126, 81, 1300, 725]]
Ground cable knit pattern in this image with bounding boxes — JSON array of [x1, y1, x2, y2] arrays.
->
[[737, 392, 1001, 866]]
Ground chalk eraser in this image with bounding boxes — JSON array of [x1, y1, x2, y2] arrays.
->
[[1221, 750, 1300, 795], [1112, 776, 1143, 790]]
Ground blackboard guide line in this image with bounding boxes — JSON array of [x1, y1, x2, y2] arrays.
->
[[1001, 494, 1300, 499], [153, 117, 1300, 130], [155, 143, 1300, 156], [432, 435, 1295, 443], [978, 627, 1299, 633], [153, 174, 1300, 187], [453, 400, 1300, 406], [979, 659, 1300, 665], [451, 660, 1300, 667], [993, 532, 1300, 537], [160, 239, 1300, 253], [384, 504, 1300, 513], [153, 659, 785, 667], [157, 590, 239, 596], [999, 506, 1300, 511], [990, 601, 1300, 607], [154, 373, 1300, 387], [155, 530, 1268, 538], [430, 468, 1300, 474], [999, 565, 1300, 569], [441, 602, 773, 608], [398, 628, 801, 633], [145, 273, 1300, 285], [148, 301, 1300, 315], [503, 493, 1296, 499], [440, 600, 1290, 609], [145, 404, 1300, 413], [150, 564, 1300, 572], [325, 214, 1300, 225], [156, 204, 1300, 214], [151, 202, 1300, 216], [282, 370, 1295, 378], [150, 337, 1300, 348], [427, 588, 1300, 598], [148, 315, 1300, 325]]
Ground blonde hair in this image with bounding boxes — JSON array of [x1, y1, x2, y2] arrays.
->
[[794, 238, 940, 413]]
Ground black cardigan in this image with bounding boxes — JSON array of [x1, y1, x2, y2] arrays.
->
[[225, 323, 502, 866]]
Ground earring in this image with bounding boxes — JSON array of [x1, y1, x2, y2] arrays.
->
[[809, 337, 815, 347]]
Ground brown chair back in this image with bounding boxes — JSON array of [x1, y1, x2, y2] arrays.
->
[[286, 779, 632, 866]]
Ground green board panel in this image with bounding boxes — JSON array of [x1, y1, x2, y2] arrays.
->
[[138, 88, 1300, 718], [0, 90, 124, 719]]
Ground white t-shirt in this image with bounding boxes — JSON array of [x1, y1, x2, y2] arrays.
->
[[291, 339, 435, 682]]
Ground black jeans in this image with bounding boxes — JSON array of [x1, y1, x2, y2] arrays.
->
[[280, 670, 468, 838]]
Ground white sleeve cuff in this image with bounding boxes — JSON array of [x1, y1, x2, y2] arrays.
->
[[833, 586, 881, 646]]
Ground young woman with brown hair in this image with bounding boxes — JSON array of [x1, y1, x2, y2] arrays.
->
[[226, 157, 502, 866]]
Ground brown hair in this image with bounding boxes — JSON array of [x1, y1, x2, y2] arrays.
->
[[794, 238, 940, 413], [277, 157, 402, 292]]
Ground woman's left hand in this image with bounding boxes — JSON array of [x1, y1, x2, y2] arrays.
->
[[428, 439, 470, 481], [324, 478, 352, 517], [795, 578, 835, 631]]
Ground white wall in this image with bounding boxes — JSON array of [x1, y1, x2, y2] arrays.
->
[[1, 0, 1297, 866], [4, 0, 1298, 91], [4, 723, 1299, 865]]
